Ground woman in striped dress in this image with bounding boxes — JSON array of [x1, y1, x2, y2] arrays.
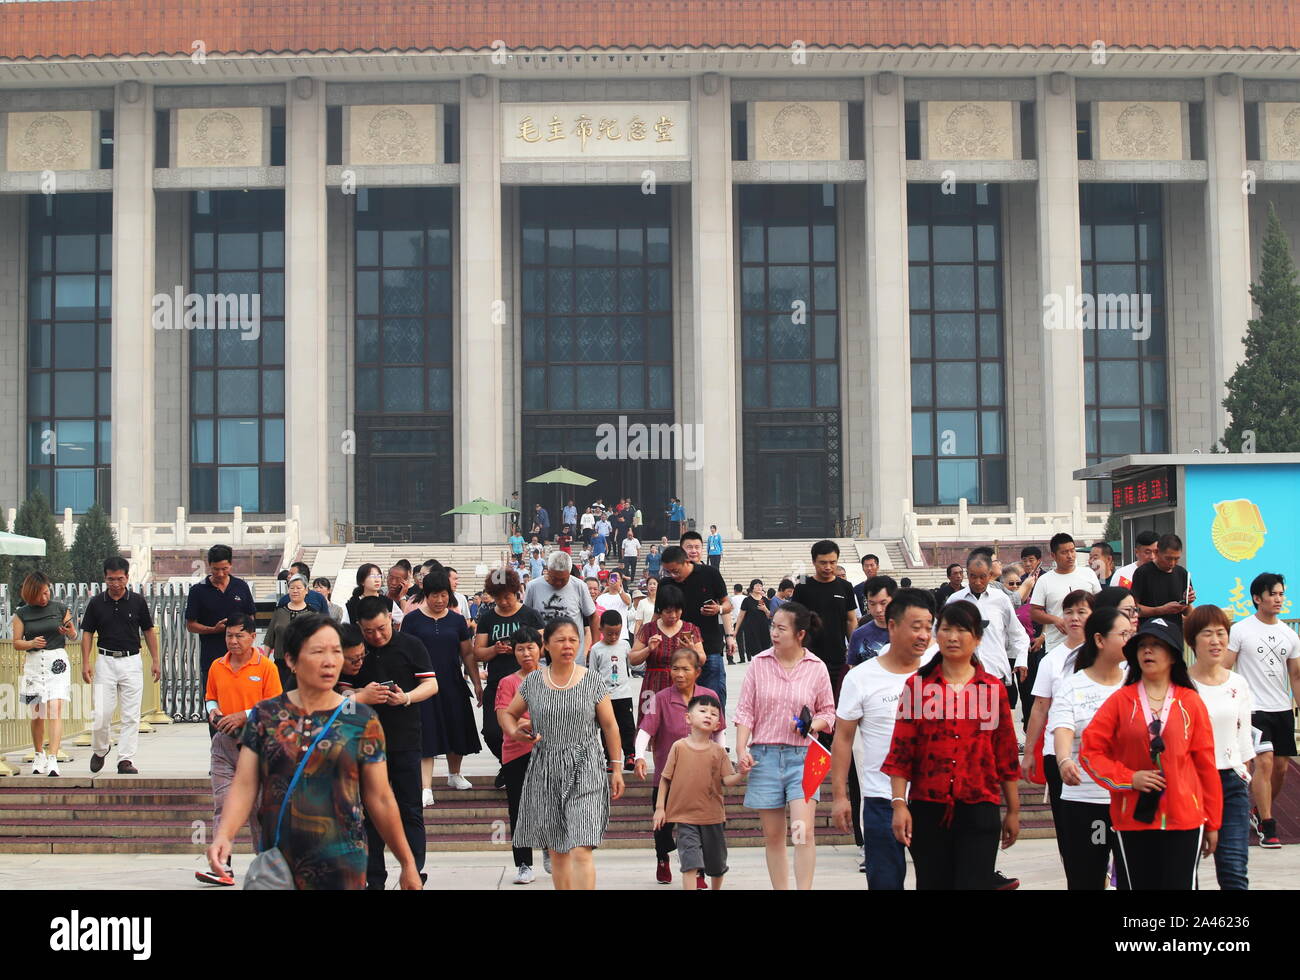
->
[[500, 619, 626, 889]]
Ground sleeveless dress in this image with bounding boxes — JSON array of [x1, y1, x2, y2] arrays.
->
[[512, 667, 610, 853]]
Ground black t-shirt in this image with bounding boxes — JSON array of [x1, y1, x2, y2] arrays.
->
[[792, 577, 857, 665], [1132, 562, 1190, 626], [80, 589, 154, 652], [353, 631, 434, 754], [674, 562, 729, 654], [475, 605, 545, 690]]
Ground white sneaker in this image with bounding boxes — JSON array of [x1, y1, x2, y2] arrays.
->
[[513, 864, 535, 885], [447, 773, 473, 791], [46, 758, 61, 777], [421, 788, 435, 808], [31, 751, 47, 775]]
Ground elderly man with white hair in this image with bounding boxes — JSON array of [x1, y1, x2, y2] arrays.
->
[[523, 549, 600, 665]]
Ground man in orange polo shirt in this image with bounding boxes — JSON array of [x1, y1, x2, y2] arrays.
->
[[196, 614, 282, 885]]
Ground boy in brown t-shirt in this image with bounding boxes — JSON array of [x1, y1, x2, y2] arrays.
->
[[653, 694, 744, 889]]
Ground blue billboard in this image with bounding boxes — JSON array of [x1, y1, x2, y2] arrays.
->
[[1183, 463, 1300, 622]]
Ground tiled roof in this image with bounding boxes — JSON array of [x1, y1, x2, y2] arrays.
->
[[1, 0, 1298, 60]]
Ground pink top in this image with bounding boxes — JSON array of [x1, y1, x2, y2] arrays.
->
[[734, 648, 836, 747], [495, 671, 533, 765]]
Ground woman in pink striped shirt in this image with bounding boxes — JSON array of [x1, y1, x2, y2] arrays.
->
[[735, 601, 836, 890]]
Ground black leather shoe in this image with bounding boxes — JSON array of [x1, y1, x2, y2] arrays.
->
[[89, 753, 107, 774], [117, 760, 139, 775]]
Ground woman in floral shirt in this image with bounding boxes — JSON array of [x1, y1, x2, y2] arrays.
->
[[205, 614, 421, 890], [629, 583, 706, 722], [883, 600, 1021, 890]]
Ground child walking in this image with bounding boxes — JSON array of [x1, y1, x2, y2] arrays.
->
[[590, 610, 637, 771], [653, 694, 744, 889]]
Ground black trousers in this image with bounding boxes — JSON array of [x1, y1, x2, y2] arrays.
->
[[364, 748, 426, 889], [501, 753, 533, 868], [1021, 646, 1045, 727], [1058, 798, 1124, 890], [1116, 828, 1203, 890], [1042, 754, 1066, 861], [848, 764, 864, 848], [606, 698, 636, 763], [623, 557, 638, 579], [653, 785, 676, 860], [908, 800, 1001, 890], [708, 555, 721, 571], [481, 683, 503, 762]]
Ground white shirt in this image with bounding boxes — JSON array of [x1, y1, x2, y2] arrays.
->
[[1030, 566, 1102, 650], [622, 537, 640, 558], [1228, 615, 1300, 714], [1192, 673, 1256, 778], [580, 513, 595, 530], [836, 657, 919, 800], [1032, 642, 1082, 755], [945, 586, 1028, 681], [1110, 561, 1140, 590], [595, 593, 631, 640], [1047, 669, 1125, 804]]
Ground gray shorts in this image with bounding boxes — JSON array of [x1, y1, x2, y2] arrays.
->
[[674, 822, 728, 877]]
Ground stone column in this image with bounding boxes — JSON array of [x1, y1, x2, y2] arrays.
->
[[1204, 74, 1252, 447], [1034, 73, 1087, 512], [863, 74, 910, 538], [283, 77, 330, 543], [457, 75, 506, 543], [687, 74, 740, 538], [111, 81, 157, 524]]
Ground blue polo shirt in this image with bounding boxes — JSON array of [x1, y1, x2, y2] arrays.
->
[[184, 575, 256, 663]]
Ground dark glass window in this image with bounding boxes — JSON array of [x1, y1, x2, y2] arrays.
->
[[738, 184, 843, 538], [189, 190, 285, 514], [908, 183, 1007, 506], [1080, 183, 1168, 504], [26, 193, 113, 513]]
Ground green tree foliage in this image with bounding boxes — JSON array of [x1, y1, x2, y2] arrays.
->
[[9, 489, 73, 593], [1221, 203, 1300, 453], [69, 502, 121, 584]]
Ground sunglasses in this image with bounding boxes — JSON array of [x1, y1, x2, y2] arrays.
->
[[1005, 578, 1021, 586]]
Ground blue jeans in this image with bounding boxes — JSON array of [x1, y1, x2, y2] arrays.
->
[[698, 652, 727, 714], [1215, 768, 1250, 890], [861, 797, 906, 889]]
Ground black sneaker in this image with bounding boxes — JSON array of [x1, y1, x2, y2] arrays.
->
[[992, 870, 1020, 890], [195, 866, 234, 886], [493, 768, 507, 789], [1261, 819, 1282, 848], [89, 753, 107, 774], [117, 760, 139, 775]]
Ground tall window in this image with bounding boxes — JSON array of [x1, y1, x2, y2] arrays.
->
[[26, 193, 112, 513], [907, 183, 1007, 506], [189, 190, 285, 514], [738, 183, 842, 537], [1080, 184, 1168, 504], [352, 188, 456, 540], [519, 186, 675, 536]]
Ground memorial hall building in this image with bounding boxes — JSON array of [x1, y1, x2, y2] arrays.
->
[[1, 0, 1298, 547]]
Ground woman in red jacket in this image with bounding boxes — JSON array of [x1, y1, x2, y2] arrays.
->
[[1079, 617, 1222, 890]]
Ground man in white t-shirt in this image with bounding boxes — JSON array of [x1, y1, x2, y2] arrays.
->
[[621, 530, 641, 580], [594, 572, 633, 644], [831, 589, 934, 890], [1030, 533, 1101, 651], [1110, 530, 1159, 589], [1226, 572, 1300, 848]]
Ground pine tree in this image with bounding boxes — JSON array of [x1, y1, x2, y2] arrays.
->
[[9, 489, 73, 593], [1221, 203, 1300, 452], [69, 502, 121, 584]]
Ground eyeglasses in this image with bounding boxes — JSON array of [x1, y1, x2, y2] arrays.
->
[[1005, 578, 1021, 586], [1148, 718, 1165, 759]]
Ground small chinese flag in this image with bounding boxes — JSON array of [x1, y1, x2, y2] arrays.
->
[[802, 738, 832, 801]]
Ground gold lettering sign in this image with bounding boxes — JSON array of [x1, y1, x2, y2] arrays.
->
[[502, 102, 690, 160]]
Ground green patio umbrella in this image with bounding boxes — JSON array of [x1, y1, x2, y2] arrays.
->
[[441, 498, 518, 560], [0, 531, 46, 556], [526, 466, 596, 487]]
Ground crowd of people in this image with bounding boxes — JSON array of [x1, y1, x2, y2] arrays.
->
[[14, 519, 1295, 892]]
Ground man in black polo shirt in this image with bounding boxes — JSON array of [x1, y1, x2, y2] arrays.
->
[[792, 540, 858, 702], [79, 557, 160, 775], [1132, 532, 1195, 630], [351, 596, 438, 889], [659, 545, 732, 710], [184, 545, 257, 686]]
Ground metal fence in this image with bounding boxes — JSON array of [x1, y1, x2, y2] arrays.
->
[[0, 580, 256, 724]]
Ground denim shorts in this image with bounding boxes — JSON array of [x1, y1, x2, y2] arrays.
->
[[744, 743, 818, 810]]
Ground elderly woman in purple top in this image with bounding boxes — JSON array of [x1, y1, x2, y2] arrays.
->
[[633, 646, 725, 886]]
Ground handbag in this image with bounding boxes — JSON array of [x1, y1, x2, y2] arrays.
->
[[244, 699, 348, 890]]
